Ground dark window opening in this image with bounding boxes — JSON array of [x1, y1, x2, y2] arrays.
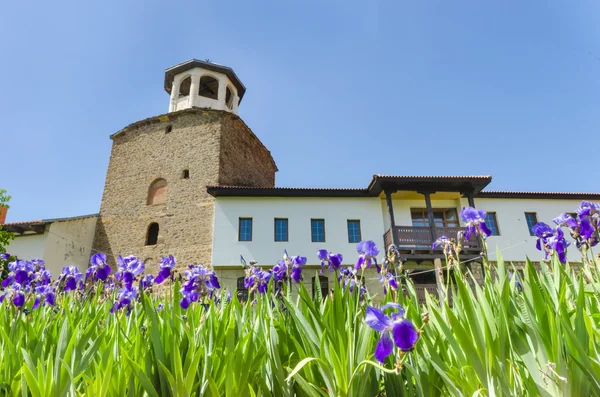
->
[[198, 76, 219, 100], [312, 275, 329, 299], [311, 219, 325, 242], [165, 125, 172, 133], [408, 269, 437, 285], [178, 76, 191, 97], [182, 169, 190, 179], [146, 223, 159, 246], [347, 220, 361, 243], [239, 218, 253, 241]]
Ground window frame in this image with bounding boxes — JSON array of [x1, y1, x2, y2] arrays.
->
[[410, 208, 459, 227], [312, 275, 329, 299], [347, 219, 362, 243], [484, 212, 500, 236], [274, 218, 289, 242], [310, 218, 326, 243], [238, 217, 253, 242], [524, 212, 538, 236]]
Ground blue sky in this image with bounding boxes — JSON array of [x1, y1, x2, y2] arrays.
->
[[1, 0, 599, 222]]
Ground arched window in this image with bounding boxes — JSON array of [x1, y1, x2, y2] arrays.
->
[[146, 223, 159, 246], [147, 179, 167, 205], [312, 275, 329, 299], [178, 76, 191, 97], [198, 76, 219, 100], [225, 86, 234, 108]]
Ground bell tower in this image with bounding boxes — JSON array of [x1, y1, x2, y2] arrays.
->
[[165, 59, 245, 114], [93, 59, 277, 269]]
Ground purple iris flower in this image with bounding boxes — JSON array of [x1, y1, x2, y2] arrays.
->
[[86, 253, 112, 282], [431, 236, 450, 251], [112, 286, 138, 313], [576, 201, 600, 217], [290, 255, 307, 283], [58, 266, 83, 291], [317, 249, 343, 273], [155, 255, 176, 284], [12, 291, 25, 307], [140, 274, 155, 290], [0, 253, 10, 261], [365, 303, 419, 362], [533, 222, 570, 264], [460, 207, 492, 239], [179, 264, 221, 309], [379, 272, 398, 294], [272, 259, 287, 282], [356, 241, 380, 271], [115, 255, 145, 288], [553, 213, 578, 229], [32, 285, 56, 309], [338, 267, 366, 295]]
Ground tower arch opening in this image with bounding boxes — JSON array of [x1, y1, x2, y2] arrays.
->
[[178, 76, 192, 97], [198, 76, 219, 100]]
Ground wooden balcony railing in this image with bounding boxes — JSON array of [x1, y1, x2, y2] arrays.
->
[[384, 225, 481, 257]]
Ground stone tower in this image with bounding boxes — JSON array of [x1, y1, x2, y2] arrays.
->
[[93, 59, 277, 269]]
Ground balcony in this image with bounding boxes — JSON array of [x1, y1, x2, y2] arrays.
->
[[384, 225, 481, 260]]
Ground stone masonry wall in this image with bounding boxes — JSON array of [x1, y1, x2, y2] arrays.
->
[[218, 115, 277, 187], [93, 109, 277, 273]]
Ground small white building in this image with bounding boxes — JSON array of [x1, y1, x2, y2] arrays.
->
[[3, 214, 98, 276]]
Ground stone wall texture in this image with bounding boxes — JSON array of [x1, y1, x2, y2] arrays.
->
[[93, 108, 277, 272]]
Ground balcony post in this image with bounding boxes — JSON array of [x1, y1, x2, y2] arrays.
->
[[421, 191, 437, 241], [384, 189, 399, 247], [467, 192, 475, 208]]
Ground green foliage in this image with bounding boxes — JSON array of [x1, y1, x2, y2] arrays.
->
[[0, 252, 599, 395], [0, 188, 14, 254]]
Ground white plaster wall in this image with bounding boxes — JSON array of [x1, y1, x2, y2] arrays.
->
[[212, 197, 385, 267], [468, 198, 589, 262], [5, 233, 47, 261], [43, 216, 98, 276]]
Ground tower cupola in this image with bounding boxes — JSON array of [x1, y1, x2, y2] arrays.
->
[[164, 59, 246, 114]]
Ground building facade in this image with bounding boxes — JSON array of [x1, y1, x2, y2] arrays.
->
[[3, 59, 599, 299]]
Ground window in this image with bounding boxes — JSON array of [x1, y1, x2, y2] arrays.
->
[[182, 169, 190, 179], [347, 220, 361, 243], [198, 76, 219, 100], [146, 223, 159, 246], [239, 218, 253, 241], [484, 212, 500, 236], [525, 213, 538, 236], [311, 219, 325, 242], [312, 275, 329, 299], [410, 208, 459, 228], [147, 179, 167, 205], [165, 125, 172, 133], [274, 218, 288, 242], [237, 277, 248, 302]]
